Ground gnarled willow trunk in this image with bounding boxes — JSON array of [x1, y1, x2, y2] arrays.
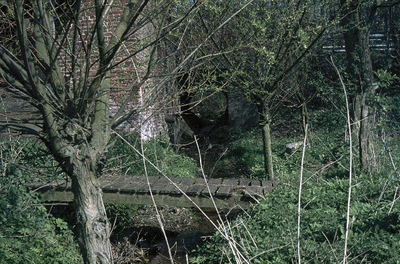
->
[[50, 119, 112, 263], [62, 145, 112, 264]]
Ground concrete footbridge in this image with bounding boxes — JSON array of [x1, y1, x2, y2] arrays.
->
[[26, 175, 276, 210]]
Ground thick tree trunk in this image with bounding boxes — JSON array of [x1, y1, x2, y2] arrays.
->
[[341, 0, 376, 171], [259, 102, 274, 180], [354, 93, 375, 170], [72, 175, 111, 264], [62, 145, 112, 264]]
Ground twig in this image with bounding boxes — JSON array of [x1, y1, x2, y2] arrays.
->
[[210, 147, 229, 178], [112, 131, 251, 262], [194, 135, 250, 264], [297, 124, 308, 264], [389, 187, 399, 215], [322, 231, 340, 263], [140, 136, 174, 264], [379, 133, 397, 171], [329, 55, 353, 264]]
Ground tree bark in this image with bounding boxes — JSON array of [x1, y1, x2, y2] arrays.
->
[[341, 0, 376, 171], [259, 101, 274, 180], [45, 116, 112, 264], [355, 93, 375, 170], [58, 141, 112, 264], [71, 167, 111, 264]]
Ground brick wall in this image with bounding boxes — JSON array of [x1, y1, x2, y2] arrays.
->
[[62, 0, 168, 139]]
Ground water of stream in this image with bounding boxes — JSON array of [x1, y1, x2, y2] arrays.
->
[[126, 207, 242, 264]]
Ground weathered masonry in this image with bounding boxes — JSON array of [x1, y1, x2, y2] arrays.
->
[[26, 176, 276, 210]]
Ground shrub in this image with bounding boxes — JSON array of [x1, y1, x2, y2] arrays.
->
[[106, 203, 144, 231]]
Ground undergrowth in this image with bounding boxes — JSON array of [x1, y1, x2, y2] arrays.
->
[[0, 134, 198, 262], [193, 123, 400, 263], [0, 140, 82, 263], [193, 169, 400, 263], [106, 133, 198, 178], [223, 121, 349, 181], [1, 133, 198, 181]]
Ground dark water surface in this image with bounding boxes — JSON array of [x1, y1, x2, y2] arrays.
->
[[146, 208, 240, 264], [45, 201, 242, 263]]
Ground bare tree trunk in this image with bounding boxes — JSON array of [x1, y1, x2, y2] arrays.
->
[[71, 168, 112, 264], [260, 102, 274, 180], [51, 133, 112, 264], [341, 0, 376, 171], [355, 93, 375, 170]]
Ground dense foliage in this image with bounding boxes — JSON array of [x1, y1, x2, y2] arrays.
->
[[192, 116, 400, 263], [194, 170, 400, 263], [0, 141, 82, 263]]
